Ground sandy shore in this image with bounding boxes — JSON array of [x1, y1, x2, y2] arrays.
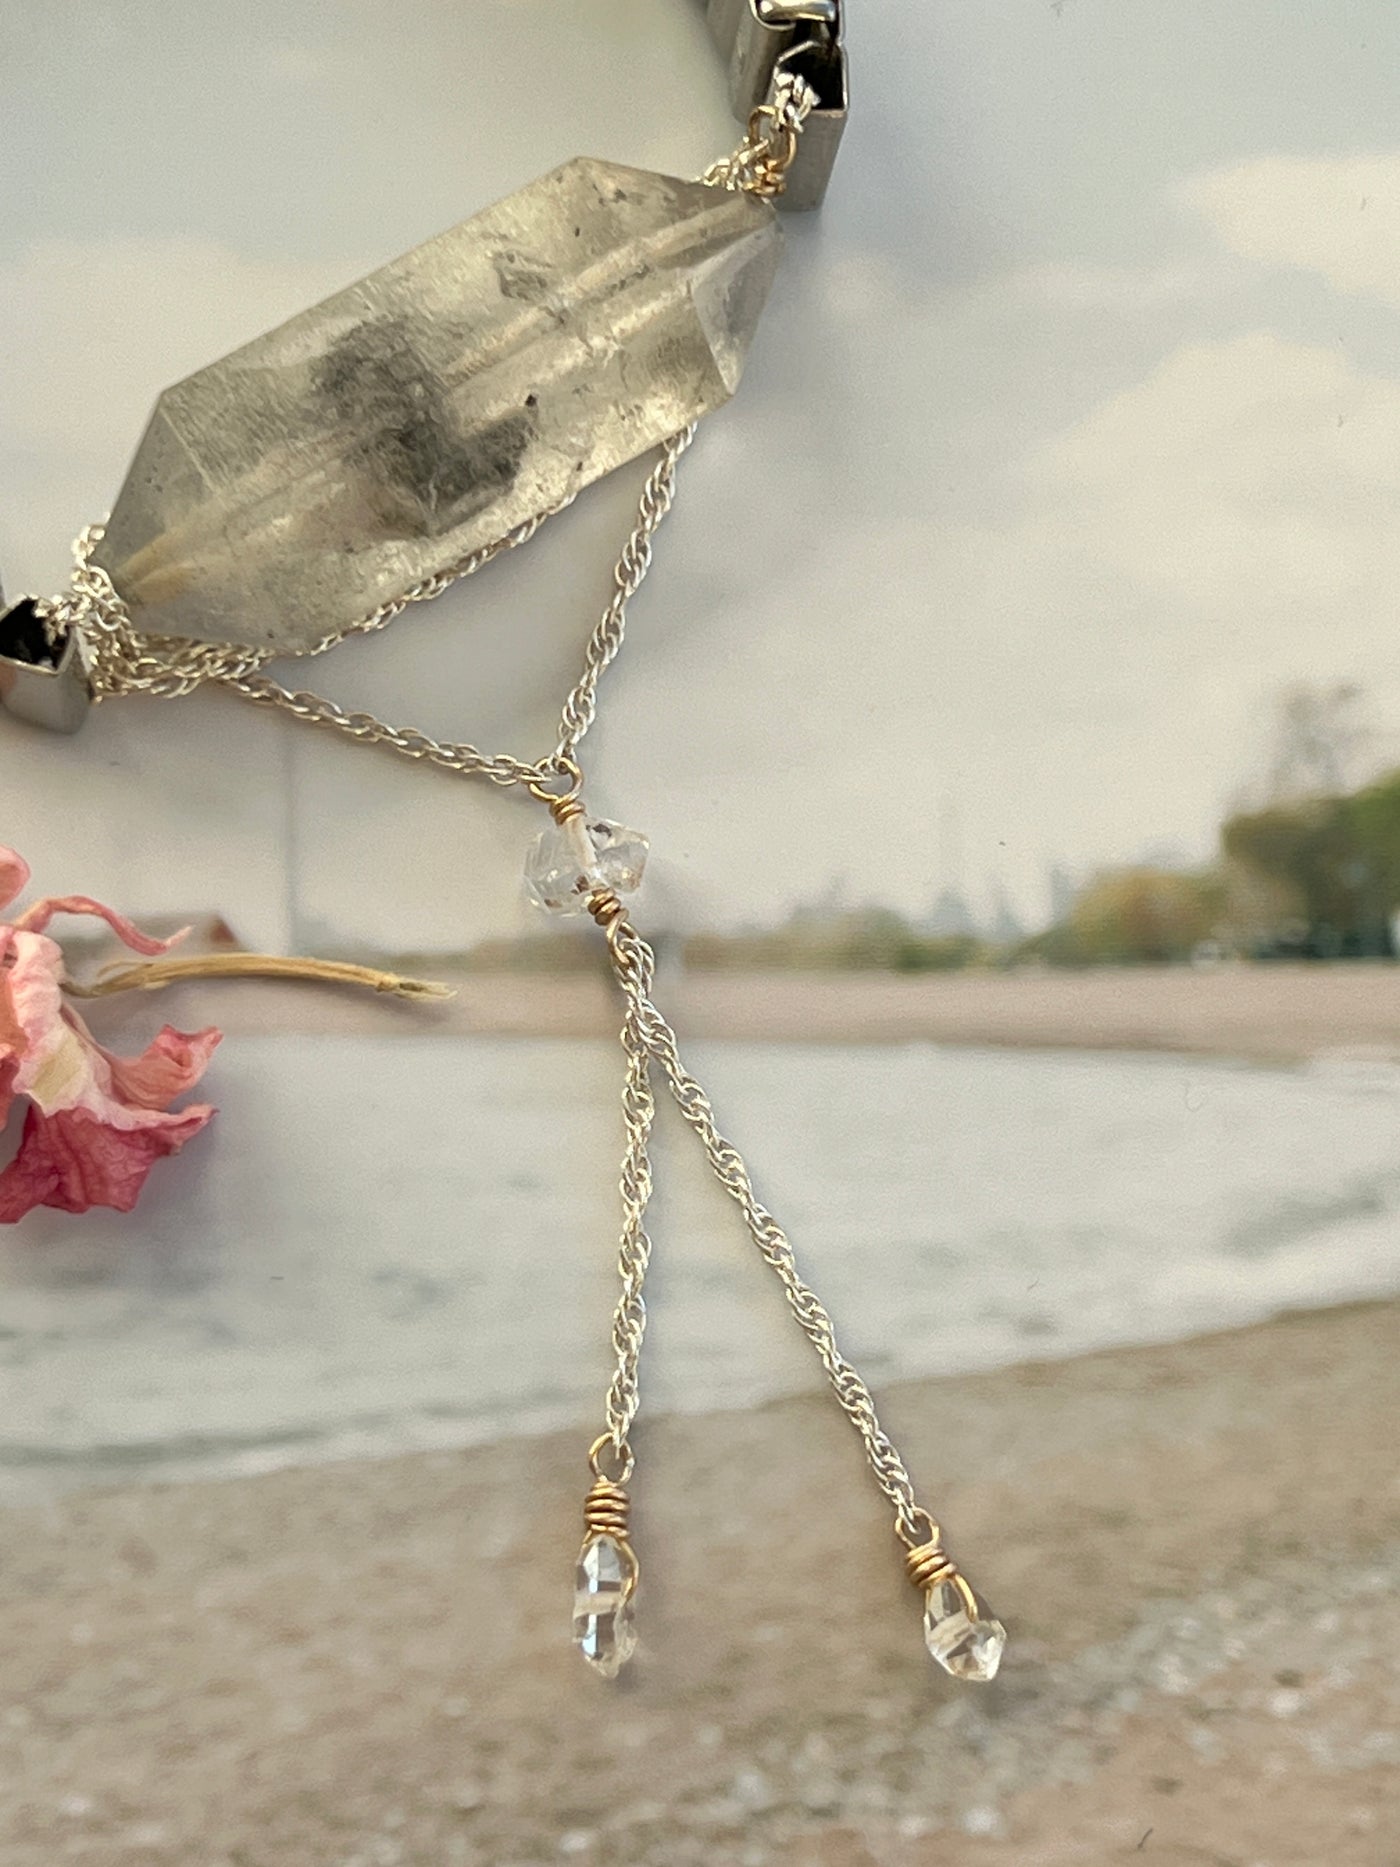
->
[[2, 1300, 1397, 1865], [81, 960, 1400, 1063]]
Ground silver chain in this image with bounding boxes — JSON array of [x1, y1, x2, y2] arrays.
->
[[603, 916, 928, 1545], [45, 427, 695, 794], [601, 946, 657, 1457], [47, 499, 568, 703], [554, 428, 693, 765], [224, 428, 696, 791]]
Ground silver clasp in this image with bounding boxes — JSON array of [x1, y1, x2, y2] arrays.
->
[[705, 1, 849, 211]]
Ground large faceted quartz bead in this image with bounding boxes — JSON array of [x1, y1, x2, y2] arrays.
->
[[923, 1578, 1007, 1682], [91, 158, 781, 652], [573, 1534, 637, 1678], [525, 814, 648, 915]]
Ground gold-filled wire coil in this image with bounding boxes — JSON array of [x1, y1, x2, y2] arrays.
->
[[582, 1476, 632, 1540], [904, 1538, 960, 1593], [587, 888, 626, 927], [550, 794, 586, 827]]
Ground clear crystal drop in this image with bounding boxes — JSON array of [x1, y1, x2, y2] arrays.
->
[[525, 816, 649, 915], [572, 1534, 637, 1678], [923, 1578, 1006, 1682]]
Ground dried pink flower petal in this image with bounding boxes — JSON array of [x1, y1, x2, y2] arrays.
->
[[0, 844, 219, 1221], [0, 929, 24, 1133], [0, 848, 30, 911]]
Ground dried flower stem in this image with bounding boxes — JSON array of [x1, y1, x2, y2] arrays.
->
[[64, 954, 455, 1002]]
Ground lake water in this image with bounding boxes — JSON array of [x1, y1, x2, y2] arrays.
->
[[2, 1038, 1398, 1502]]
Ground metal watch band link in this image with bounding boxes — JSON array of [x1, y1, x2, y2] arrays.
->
[[705, 0, 848, 210]]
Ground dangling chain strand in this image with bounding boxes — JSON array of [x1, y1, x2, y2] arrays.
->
[[583, 900, 1006, 1681], [603, 985, 656, 1457], [600, 914, 925, 1541], [567, 826, 658, 1460]]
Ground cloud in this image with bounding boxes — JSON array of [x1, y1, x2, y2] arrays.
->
[[1010, 260, 1216, 312], [1182, 152, 1400, 310], [1021, 328, 1400, 610], [658, 324, 1400, 929], [1022, 326, 1396, 545]]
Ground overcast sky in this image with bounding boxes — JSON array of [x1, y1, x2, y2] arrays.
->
[[4, 1, 1400, 950]]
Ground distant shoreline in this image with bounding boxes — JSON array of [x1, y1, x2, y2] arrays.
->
[[82, 958, 1400, 1063]]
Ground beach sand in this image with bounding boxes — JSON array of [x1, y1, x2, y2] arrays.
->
[[2, 1300, 1397, 1866], [81, 960, 1400, 1064]]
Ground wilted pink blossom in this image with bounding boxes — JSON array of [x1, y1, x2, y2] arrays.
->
[[0, 846, 219, 1220]]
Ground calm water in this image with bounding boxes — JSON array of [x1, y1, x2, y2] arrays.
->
[[2, 1039, 1398, 1502]]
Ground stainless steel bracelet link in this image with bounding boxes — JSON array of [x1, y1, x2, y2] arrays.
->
[[705, 1, 848, 210], [0, 583, 92, 733]]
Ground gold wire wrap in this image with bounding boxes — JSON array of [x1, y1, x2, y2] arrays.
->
[[587, 889, 627, 928], [905, 1540, 981, 1621], [904, 1537, 960, 1593], [582, 1475, 632, 1541]]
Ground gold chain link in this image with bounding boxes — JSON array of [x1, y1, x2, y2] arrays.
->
[[701, 72, 819, 197]]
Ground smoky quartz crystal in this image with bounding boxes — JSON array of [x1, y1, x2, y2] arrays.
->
[[91, 158, 781, 654]]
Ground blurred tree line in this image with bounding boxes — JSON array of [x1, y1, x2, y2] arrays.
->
[[1221, 768, 1400, 958], [686, 910, 982, 973], [684, 686, 1400, 971], [460, 686, 1399, 973], [1029, 867, 1224, 967], [1032, 684, 1399, 965]]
